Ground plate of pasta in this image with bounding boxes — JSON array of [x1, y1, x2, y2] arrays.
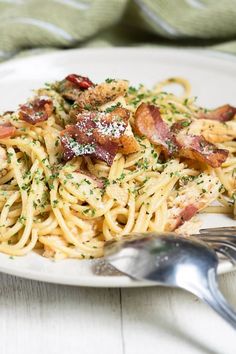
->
[[0, 47, 235, 287]]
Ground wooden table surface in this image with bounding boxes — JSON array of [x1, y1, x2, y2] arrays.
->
[[0, 272, 236, 354]]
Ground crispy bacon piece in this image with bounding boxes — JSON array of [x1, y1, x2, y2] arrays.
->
[[175, 131, 228, 168], [2, 111, 14, 116], [54, 80, 81, 101], [134, 103, 228, 167], [166, 203, 199, 232], [174, 204, 198, 230], [54, 74, 94, 102], [19, 97, 53, 125], [0, 122, 16, 139], [170, 119, 191, 134], [197, 104, 236, 122], [65, 74, 94, 90], [171, 120, 229, 166], [134, 103, 177, 156], [60, 108, 130, 165]]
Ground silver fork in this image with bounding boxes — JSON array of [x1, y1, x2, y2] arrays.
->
[[196, 227, 236, 264]]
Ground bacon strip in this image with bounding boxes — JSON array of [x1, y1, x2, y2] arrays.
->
[[197, 104, 236, 122], [65, 74, 94, 90], [134, 103, 228, 167], [54, 74, 94, 102], [166, 203, 199, 232], [60, 108, 130, 165], [174, 204, 198, 230], [173, 119, 229, 167], [176, 132, 228, 168], [2, 111, 14, 116], [0, 122, 16, 139], [19, 97, 53, 125], [134, 103, 177, 156], [170, 119, 191, 134]]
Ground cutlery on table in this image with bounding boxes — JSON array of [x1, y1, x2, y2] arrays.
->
[[105, 232, 236, 329]]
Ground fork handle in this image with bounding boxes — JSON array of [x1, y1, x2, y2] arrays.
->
[[189, 270, 236, 329]]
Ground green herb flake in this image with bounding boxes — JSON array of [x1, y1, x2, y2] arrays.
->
[[52, 199, 59, 208], [105, 78, 116, 83], [18, 216, 26, 225]]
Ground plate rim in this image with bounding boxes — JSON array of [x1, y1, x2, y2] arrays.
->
[[0, 46, 236, 72], [0, 258, 233, 288]]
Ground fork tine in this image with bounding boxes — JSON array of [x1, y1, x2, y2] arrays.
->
[[198, 239, 236, 250], [207, 240, 236, 248], [197, 234, 236, 241], [200, 227, 236, 232], [213, 246, 236, 265], [202, 239, 236, 263], [200, 227, 236, 235], [193, 227, 236, 266]]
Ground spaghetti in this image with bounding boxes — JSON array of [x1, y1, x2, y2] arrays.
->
[[0, 74, 235, 259]]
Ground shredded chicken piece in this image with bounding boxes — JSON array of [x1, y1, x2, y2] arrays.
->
[[118, 123, 140, 154], [73, 80, 129, 112], [187, 119, 236, 144], [166, 174, 221, 231]]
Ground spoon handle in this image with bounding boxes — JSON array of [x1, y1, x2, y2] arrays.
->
[[187, 270, 236, 329], [203, 271, 236, 329]]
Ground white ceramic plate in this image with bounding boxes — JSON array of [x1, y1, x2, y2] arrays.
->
[[0, 47, 235, 287]]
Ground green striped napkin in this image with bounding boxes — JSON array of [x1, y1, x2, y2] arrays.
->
[[0, 0, 236, 61]]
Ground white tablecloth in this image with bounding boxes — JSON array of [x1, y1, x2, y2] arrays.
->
[[0, 272, 235, 354]]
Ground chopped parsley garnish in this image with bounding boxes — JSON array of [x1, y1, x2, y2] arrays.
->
[[118, 172, 125, 181], [104, 102, 121, 113], [84, 104, 93, 111], [52, 200, 59, 208], [18, 216, 26, 225], [66, 174, 73, 180], [181, 120, 191, 127], [128, 86, 137, 94], [105, 78, 116, 83]]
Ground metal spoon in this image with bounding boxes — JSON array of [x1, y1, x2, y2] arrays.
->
[[105, 232, 236, 329]]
